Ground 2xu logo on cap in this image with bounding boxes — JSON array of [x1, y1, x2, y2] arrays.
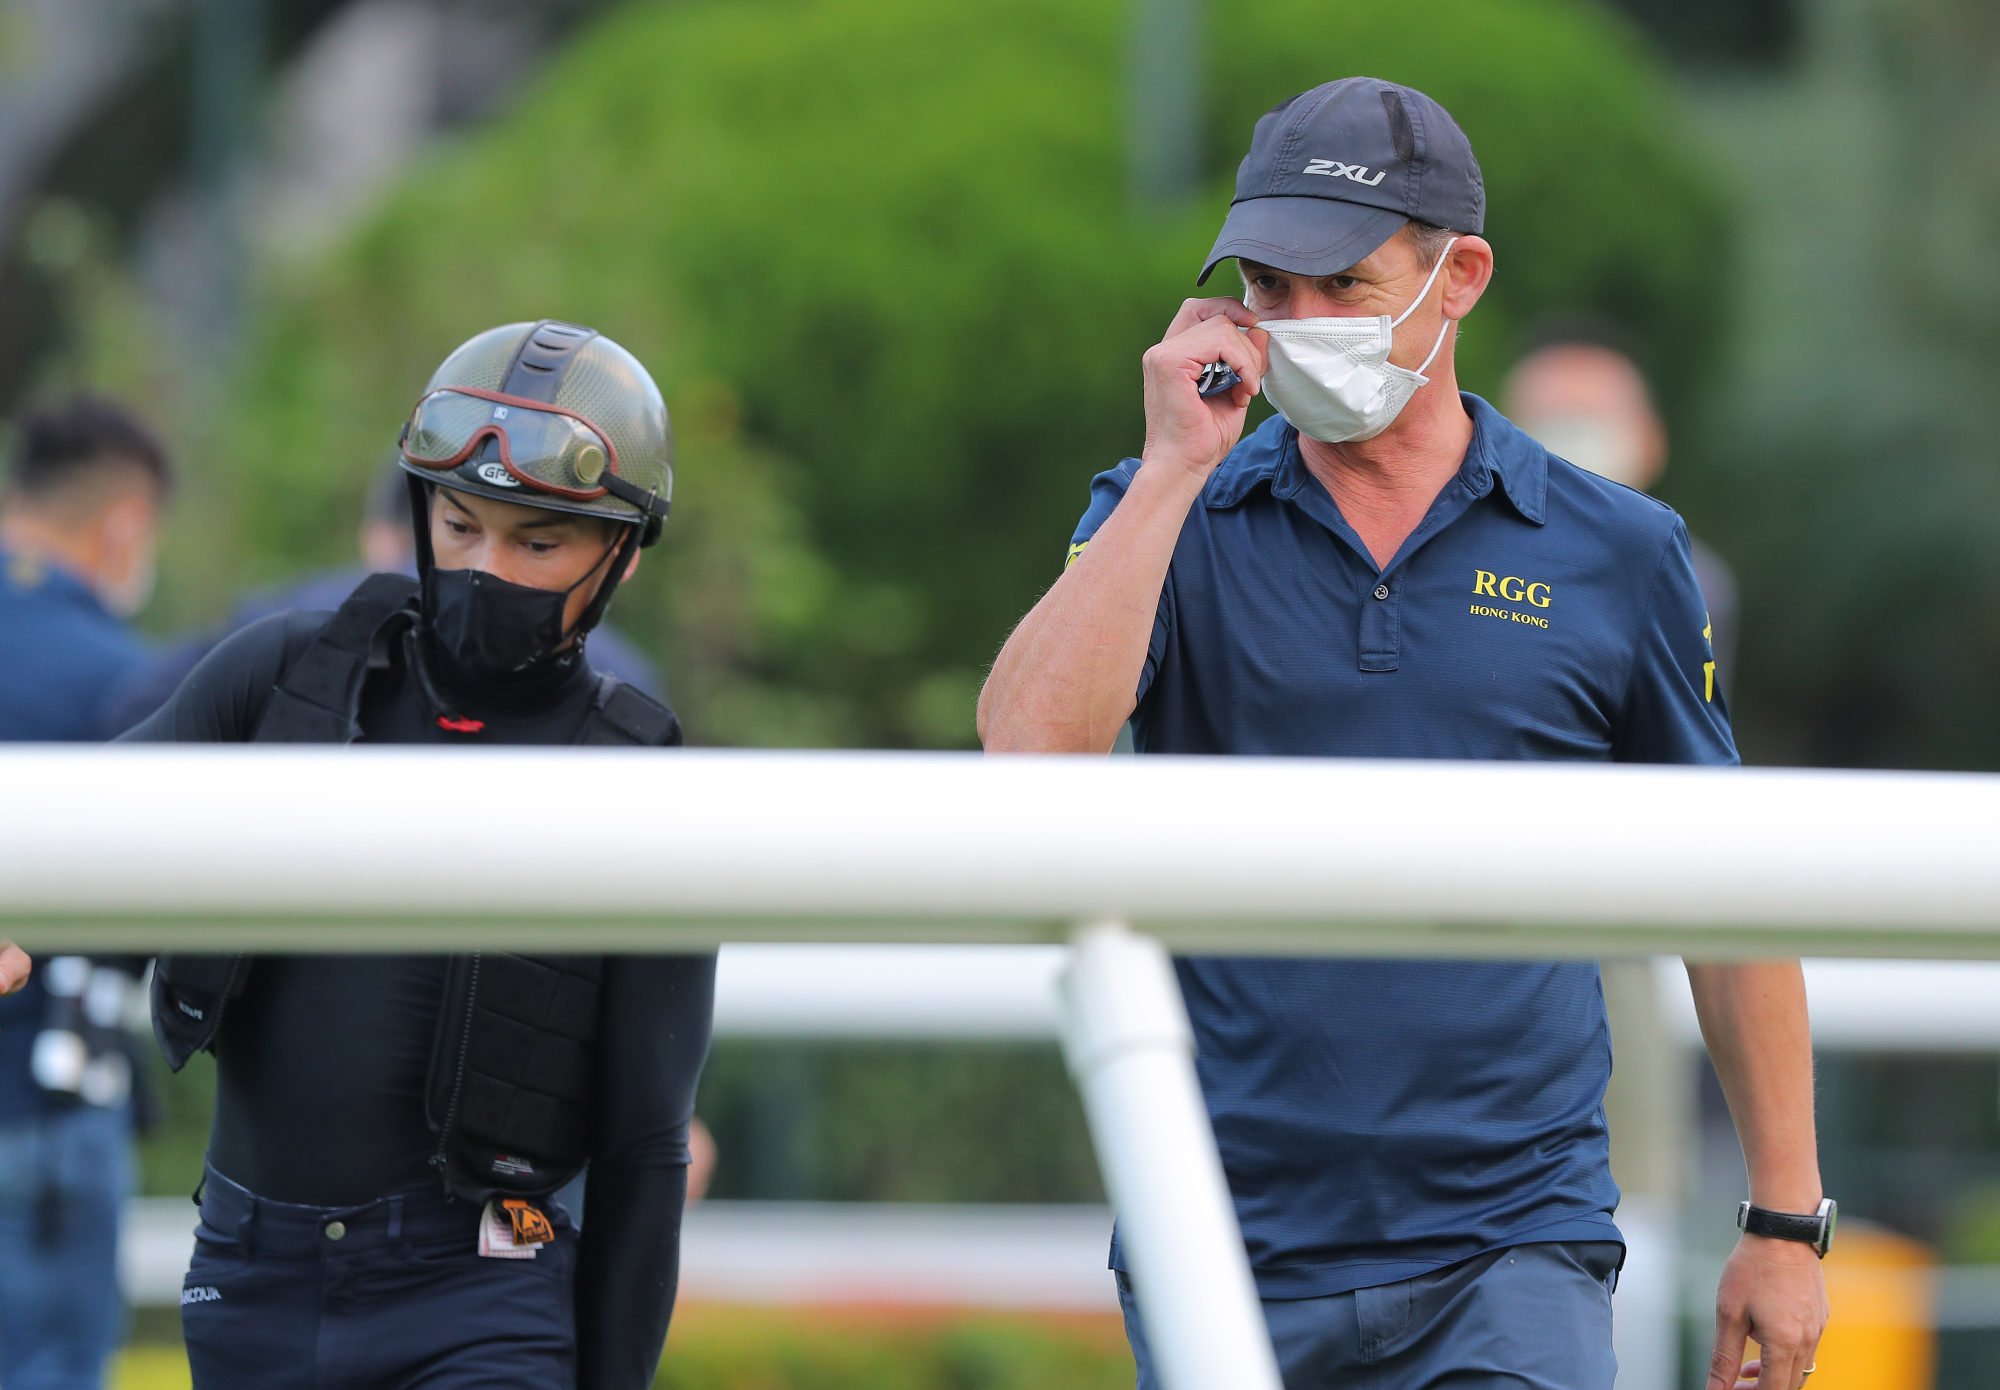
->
[[1303, 158, 1387, 187]]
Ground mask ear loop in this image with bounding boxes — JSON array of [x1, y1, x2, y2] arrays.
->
[[564, 481, 661, 651], [1386, 236, 1459, 378]]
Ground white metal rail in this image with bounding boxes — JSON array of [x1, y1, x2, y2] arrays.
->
[[4, 750, 1998, 956], [7, 749, 2000, 1390]]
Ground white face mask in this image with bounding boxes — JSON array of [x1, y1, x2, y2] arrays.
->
[[1519, 412, 1649, 489], [101, 545, 156, 619], [96, 505, 157, 619], [1256, 237, 1457, 444]]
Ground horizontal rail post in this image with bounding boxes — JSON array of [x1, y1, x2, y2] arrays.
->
[[0, 749, 1995, 955]]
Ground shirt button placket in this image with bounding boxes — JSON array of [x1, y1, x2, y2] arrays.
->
[[1360, 577, 1401, 672]]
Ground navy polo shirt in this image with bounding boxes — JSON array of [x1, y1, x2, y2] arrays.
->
[[0, 549, 148, 742], [1074, 394, 1734, 1299]]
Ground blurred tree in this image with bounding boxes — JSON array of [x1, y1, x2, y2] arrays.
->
[[1600, 0, 1802, 69], [1660, 0, 2000, 768], [93, 0, 1744, 1218], [77, 0, 1726, 751]]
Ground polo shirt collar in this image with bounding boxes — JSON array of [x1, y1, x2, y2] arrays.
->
[[1459, 392, 1547, 526], [1203, 416, 1292, 510], [1207, 393, 1548, 526], [1, 547, 111, 615]]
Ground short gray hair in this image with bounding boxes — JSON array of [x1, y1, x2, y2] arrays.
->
[[1403, 220, 1459, 268]]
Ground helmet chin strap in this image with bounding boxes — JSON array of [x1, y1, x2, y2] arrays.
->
[[565, 524, 644, 651], [402, 475, 474, 721], [406, 473, 439, 583]]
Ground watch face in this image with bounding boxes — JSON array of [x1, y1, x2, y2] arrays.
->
[[1819, 1198, 1838, 1254]]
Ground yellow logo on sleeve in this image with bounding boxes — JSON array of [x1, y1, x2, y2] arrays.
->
[[1703, 615, 1716, 703], [1065, 542, 1089, 569]]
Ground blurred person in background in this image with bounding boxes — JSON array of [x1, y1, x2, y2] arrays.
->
[[1, 395, 168, 739], [107, 453, 662, 732], [980, 78, 1828, 1390], [122, 321, 714, 1390], [0, 394, 172, 1390], [1502, 329, 1739, 683]]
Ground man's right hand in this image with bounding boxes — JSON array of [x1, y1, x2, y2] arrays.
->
[[1141, 298, 1268, 481], [0, 941, 31, 995]]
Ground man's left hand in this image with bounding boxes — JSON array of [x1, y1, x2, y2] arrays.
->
[[1707, 1234, 1828, 1390], [0, 941, 30, 995]]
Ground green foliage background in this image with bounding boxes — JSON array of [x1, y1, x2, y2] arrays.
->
[[71, 0, 2000, 1379], [696, 1041, 1104, 1204], [84, 0, 1725, 751], [116, 1311, 1133, 1390], [113, 0, 1730, 1233], [109, 0, 1734, 1304], [1658, 0, 2000, 769]]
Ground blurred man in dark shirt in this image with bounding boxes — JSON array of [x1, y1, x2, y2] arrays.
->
[[1503, 332, 1740, 683], [0, 394, 172, 1390]]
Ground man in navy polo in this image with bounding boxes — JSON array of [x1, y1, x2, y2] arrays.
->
[[980, 79, 1829, 1390]]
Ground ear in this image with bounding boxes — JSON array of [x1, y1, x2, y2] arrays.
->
[[1441, 235, 1495, 321], [620, 545, 642, 583]]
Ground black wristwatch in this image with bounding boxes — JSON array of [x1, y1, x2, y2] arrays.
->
[[1737, 1198, 1837, 1258]]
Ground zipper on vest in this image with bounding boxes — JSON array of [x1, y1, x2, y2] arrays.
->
[[430, 952, 483, 1194]]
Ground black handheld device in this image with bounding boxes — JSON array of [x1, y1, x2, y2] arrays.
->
[[1196, 363, 1242, 399]]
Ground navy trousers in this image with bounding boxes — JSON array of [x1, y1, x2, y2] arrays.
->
[[180, 1166, 577, 1389], [1119, 1241, 1622, 1390], [0, 1105, 131, 1390]]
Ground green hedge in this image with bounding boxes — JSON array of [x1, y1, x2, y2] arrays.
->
[[655, 1309, 1128, 1390], [118, 1310, 1132, 1390], [97, 0, 1725, 751], [697, 1041, 1103, 1203]]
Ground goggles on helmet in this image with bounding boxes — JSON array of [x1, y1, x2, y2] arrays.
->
[[400, 386, 659, 516]]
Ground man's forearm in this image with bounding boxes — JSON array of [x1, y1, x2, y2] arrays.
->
[[575, 1160, 688, 1390], [977, 462, 1205, 753], [1684, 960, 1821, 1208], [1688, 960, 1829, 1390]]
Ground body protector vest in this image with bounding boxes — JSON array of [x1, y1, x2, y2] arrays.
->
[[151, 574, 679, 1203]]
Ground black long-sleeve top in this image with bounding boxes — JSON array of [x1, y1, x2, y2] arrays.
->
[[122, 610, 716, 1390]]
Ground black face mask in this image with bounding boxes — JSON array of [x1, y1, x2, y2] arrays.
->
[[423, 548, 615, 684]]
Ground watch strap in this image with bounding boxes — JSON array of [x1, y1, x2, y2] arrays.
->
[[1736, 1199, 1834, 1257]]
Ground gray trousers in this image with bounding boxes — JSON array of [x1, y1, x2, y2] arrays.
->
[[1118, 1241, 1622, 1390]]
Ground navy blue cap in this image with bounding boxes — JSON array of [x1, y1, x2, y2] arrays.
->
[[1198, 77, 1485, 286]]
